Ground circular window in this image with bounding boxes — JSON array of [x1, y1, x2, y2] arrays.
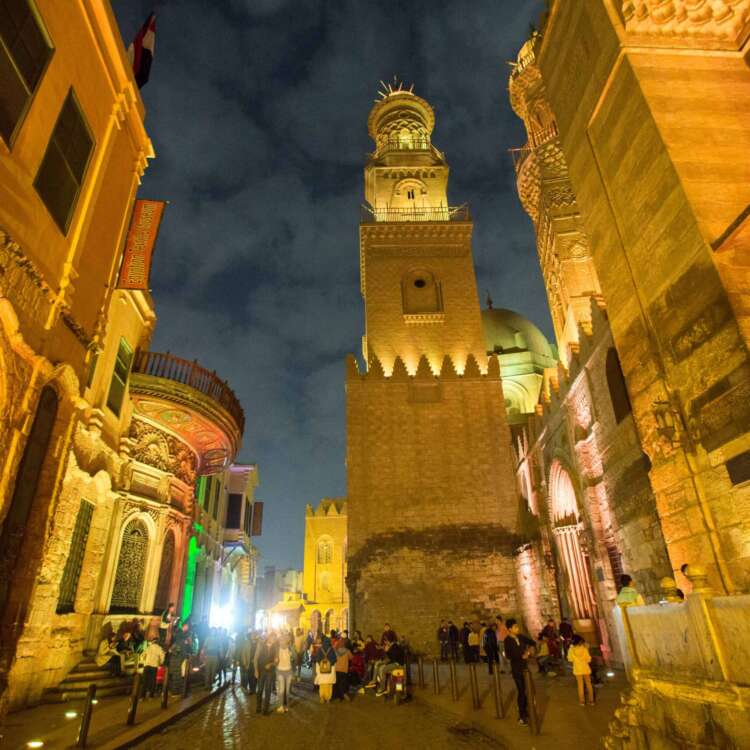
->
[[414, 278, 426, 289]]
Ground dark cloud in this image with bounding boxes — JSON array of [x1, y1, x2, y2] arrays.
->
[[115, 0, 550, 569]]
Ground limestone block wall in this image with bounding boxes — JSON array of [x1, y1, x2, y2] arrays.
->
[[346, 354, 521, 654], [535, 0, 750, 593], [514, 541, 560, 638]]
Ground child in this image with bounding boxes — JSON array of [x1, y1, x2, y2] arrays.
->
[[567, 634, 595, 705]]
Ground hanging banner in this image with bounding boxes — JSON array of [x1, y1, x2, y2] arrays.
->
[[251, 501, 264, 537], [117, 199, 167, 289]]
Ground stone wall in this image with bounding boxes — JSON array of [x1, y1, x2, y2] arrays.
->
[[346, 354, 521, 654]]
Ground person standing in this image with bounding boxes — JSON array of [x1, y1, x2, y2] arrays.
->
[[483, 622, 499, 674], [568, 635, 595, 705], [615, 574, 645, 607], [437, 621, 450, 661], [460, 622, 471, 663], [201, 628, 221, 690], [504, 619, 534, 726], [496, 616, 508, 673], [159, 603, 176, 646], [139, 637, 165, 698], [381, 622, 397, 645], [238, 629, 254, 692], [313, 636, 337, 704], [293, 627, 307, 681], [559, 617, 574, 659], [333, 639, 352, 701], [448, 621, 459, 661], [467, 623, 481, 663], [275, 633, 296, 713], [254, 632, 279, 715]]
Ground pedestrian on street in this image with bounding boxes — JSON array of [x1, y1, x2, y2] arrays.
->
[[568, 634, 595, 706], [447, 621, 459, 661], [615, 574, 645, 608], [334, 639, 352, 701], [504, 618, 534, 726], [275, 632, 296, 713], [254, 632, 279, 715], [139, 637, 165, 698], [293, 627, 307, 681], [495, 616, 508, 673], [460, 621, 471, 663], [201, 628, 221, 690], [559, 617, 574, 659], [159, 603, 176, 647], [483, 621, 499, 674], [467, 623, 480, 663], [313, 636, 337, 704], [437, 620, 450, 660], [238, 629, 255, 692]]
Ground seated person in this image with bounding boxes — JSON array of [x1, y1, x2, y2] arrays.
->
[[96, 633, 124, 676], [373, 639, 405, 696]]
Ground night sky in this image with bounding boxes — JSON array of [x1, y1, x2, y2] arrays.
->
[[113, 0, 551, 571]]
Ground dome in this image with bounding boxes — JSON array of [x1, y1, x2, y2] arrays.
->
[[367, 88, 435, 144], [481, 308, 555, 360]]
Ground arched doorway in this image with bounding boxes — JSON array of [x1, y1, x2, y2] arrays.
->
[[0, 386, 58, 617], [324, 608, 334, 635], [110, 518, 149, 613], [310, 609, 321, 637], [154, 529, 175, 613], [549, 462, 597, 621]]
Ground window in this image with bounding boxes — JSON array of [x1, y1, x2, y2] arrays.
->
[[56, 500, 94, 614], [407, 189, 415, 200], [34, 89, 93, 233], [605, 348, 632, 424], [211, 478, 221, 521], [727, 450, 750, 486], [106, 337, 133, 416], [0, 0, 53, 144], [226, 493, 242, 529], [317, 538, 333, 564], [109, 518, 149, 613], [243, 500, 252, 536]]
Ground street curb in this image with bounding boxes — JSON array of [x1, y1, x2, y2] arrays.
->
[[100, 681, 232, 749]]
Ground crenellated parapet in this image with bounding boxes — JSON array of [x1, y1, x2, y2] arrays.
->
[[346, 352, 502, 382]]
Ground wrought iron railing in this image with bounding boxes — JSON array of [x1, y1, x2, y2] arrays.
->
[[509, 145, 533, 175], [132, 350, 245, 434], [375, 134, 432, 155], [360, 204, 470, 223], [530, 121, 558, 149]]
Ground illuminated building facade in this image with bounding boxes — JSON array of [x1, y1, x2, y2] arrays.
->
[[0, 0, 256, 710], [508, 2, 750, 746], [346, 86, 520, 653]]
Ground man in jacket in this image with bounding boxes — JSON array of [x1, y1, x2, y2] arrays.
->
[[483, 623, 499, 674], [374, 639, 405, 696], [504, 619, 535, 725], [447, 621, 459, 661], [437, 621, 450, 661], [139, 637, 165, 698], [254, 632, 278, 715]]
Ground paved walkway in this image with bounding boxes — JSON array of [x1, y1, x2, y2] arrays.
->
[[413, 660, 625, 750], [0, 680, 229, 749]]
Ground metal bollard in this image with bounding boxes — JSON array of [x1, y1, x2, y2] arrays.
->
[[492, 666, 505, 719], [76, 683, 96, 747], [182, 657, 191, 698], [468, 662, 480, 709], [524, 670, 540, 735], [449, 659, 459, 701], [126, 672, 141, 725], [417, 656, 425, 689], [431, 658, 440, 695], [161, 664, 170, 708]]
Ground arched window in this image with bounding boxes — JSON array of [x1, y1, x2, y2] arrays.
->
[[606, 348, 632, 424], [154, 529, 175, 613], [317, 537, 333, 565], [402, 269, 443, 315], [110, 519, 149, 613], [0, 386, 58, 615]]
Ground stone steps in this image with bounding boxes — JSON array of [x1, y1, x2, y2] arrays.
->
[[41, 657, 136, 704]]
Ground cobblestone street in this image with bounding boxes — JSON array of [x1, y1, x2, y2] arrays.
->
[[139, 682, 506, 750]]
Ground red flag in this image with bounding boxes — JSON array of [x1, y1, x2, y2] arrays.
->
[[127, 13, 156, 88]]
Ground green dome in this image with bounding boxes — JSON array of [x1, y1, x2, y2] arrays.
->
[[481, 308, 555, 360]]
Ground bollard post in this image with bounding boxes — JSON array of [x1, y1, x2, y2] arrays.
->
[[492, 666, 505, 718], [162, 664, 170, 708], [417, 656, 425, 689], [524, 669, 540, 735], [449, 659, 459, 701], [432, 658, 440, 695], [182, 657, 191, 698], [126, 672, 141, 725], [468, 662, 480, 709], [76, 683, 96, 747]]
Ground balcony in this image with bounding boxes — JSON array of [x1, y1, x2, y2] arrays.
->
[[360, 204, 470, 223], [373, 134, 432, 157], [129, 350, 244, 475]]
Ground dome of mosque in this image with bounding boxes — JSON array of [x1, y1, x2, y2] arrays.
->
[[481, 307, 555, 360], [367, 83, 435, 143]]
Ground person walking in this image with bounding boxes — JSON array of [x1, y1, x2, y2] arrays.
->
[[293, 627, 307, 681], [139, 637, 165, 698], [568, 634, 595, 705], [460, 622, 471, 663], [275, 633, 296, 713], [437, 621, 450, 661], [201, 628, 221, 690], [313, 636, 337, 704], [615, 574, 645, 607], [254, 632, 279, 715], [238, 629, 255, 692], [333, 639, 352, 701], [504, 619, 534, 726]]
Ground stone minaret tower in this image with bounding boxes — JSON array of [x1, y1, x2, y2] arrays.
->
[[346, 84, 520, 652]]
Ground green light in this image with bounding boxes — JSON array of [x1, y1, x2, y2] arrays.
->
[[181, 536, 199, 622], [193, 522, 205, 534]]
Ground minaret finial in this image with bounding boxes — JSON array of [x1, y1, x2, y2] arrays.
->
[[486, 291, 494, 310]]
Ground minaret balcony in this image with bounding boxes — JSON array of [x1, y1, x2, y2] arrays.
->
[[129, 350, 244, 475], [360, 204, 470, 223], [375, 134, 432, 156]]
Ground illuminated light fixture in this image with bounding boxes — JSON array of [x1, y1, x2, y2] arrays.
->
[[64, 711, 78, 719], [209, 603, 234, 630], [91, 699, 99, 705], [606, 671, 615, 678], [192, 667, 200, 672], [27, 742, 44, 748]]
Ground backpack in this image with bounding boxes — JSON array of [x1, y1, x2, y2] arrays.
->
[[319, 657, 332, 674]]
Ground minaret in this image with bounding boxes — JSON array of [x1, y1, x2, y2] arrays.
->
[[346, 83, 520, 652]]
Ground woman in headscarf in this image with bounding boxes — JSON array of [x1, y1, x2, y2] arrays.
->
[[313, 636, 337, 703]]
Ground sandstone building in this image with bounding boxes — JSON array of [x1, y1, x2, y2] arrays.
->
[[0, 0, 260, 710], [346, 85, 521, 653], [507, 2, 750, 746]]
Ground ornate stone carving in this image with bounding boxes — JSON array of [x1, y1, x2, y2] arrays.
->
[[129, 418, 197, 486]]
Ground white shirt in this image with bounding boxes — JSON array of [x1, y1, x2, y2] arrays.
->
[[278, 647, 292, 671]]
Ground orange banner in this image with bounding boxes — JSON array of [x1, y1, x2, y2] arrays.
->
[[117, 199, 166, 289]]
